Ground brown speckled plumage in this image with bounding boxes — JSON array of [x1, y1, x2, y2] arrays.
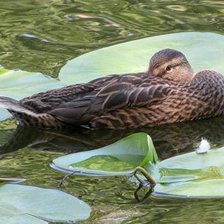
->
[[0, 49, 224, 130]]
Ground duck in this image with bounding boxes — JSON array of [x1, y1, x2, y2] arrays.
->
[[0, 48, 224, 130]]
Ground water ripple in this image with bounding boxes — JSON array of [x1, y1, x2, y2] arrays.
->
[[0, 0, 223, 76]]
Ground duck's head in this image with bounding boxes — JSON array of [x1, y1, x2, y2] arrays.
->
[[148, 49, 194, 82]]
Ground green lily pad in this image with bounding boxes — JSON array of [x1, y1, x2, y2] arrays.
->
[[59, 32, 224, 84], [51, 133, 158, 176], [155, 179, 224, 198], [0, 67, 64, 121], [148, 147, 224, 197], [0, 184, 91, 224]]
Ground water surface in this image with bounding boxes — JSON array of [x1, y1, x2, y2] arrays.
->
[[1, 0, 224, 223]]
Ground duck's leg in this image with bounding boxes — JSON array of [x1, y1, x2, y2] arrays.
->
[[132, 166, 156, 188]]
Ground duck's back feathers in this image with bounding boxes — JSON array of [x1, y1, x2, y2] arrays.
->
[[47, 80, 172, 127]]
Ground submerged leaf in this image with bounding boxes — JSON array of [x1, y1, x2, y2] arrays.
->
[[0, 184, 91, 224], [51, 133, 158, 176], [73, 155, 136, 172]]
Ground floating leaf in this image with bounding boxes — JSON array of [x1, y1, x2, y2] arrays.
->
[[147, 147, 224, 197], [51, 133, 158, 176], [59, 32, 224, 84], [0, 68, 64, 121], [0, 184, 91, 224]]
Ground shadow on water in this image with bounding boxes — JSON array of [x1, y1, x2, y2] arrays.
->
[[1, 116, 224, 159]]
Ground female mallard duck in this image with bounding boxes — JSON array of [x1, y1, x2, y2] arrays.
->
[[0, 49, 223, 130]]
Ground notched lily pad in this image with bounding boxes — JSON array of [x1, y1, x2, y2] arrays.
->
[[0, 184, 91, 224], [51, 132, 158, 176]]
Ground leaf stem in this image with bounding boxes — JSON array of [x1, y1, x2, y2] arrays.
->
[[132, 166, 156, 187]]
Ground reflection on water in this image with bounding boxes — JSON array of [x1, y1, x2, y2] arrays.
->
[[1, 0, 224, 223], [2, 116, 224, 159]]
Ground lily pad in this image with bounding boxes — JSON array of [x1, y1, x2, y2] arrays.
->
[[0, 184, 91, 224], [0, 67, 65, 121], [148, 147, 224, 197], [51, 133, 158, 176], [59, 32, 224, 84]]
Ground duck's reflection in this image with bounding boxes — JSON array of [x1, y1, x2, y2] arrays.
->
[[1, 116, 224, 159]]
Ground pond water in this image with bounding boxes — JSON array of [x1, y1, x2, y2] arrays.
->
[[1, 0, 224, 223]]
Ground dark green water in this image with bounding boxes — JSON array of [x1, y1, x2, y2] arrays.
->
[[1, 0, 224, 223]]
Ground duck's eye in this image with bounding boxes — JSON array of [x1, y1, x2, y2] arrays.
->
[[165, 65, 172, 71]]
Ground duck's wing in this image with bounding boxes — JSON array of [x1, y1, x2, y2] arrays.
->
[[48, 81, 172, 126], [20, 82, 97, 113], [20, 73, 147, 113]]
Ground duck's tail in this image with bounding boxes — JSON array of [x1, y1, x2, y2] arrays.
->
[[0, 96, 38, 117], [0, 96, 60, 128]]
